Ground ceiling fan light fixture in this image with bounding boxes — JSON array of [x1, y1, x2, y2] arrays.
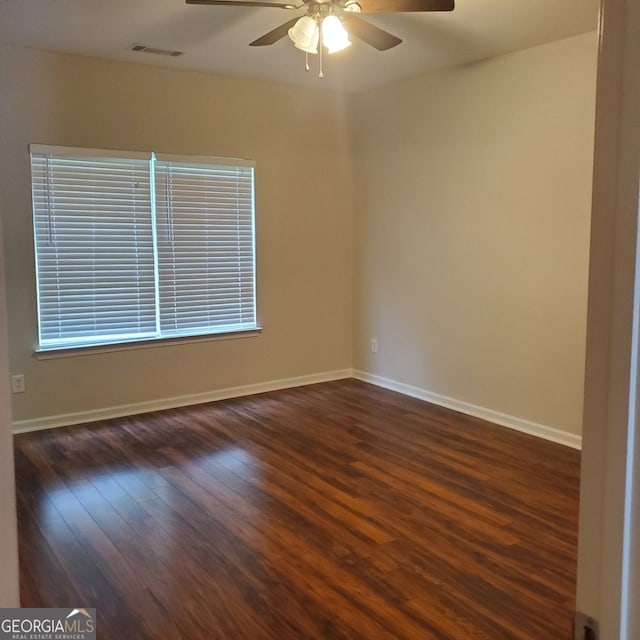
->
[[288, 16, 319, 54], [188, 0, 455, 77], [321, 15, 351, 53]]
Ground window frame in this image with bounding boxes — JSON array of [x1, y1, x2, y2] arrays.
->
[[29, 144, 260, 355]]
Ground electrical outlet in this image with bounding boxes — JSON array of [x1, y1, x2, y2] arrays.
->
[[371, 339, 378, 353], [11, 374, 25, 394], [574, 612, 599, 640]]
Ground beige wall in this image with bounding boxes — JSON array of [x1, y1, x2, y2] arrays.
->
[[350, 32, 597, 437], [1, 34, 596, 441], [0, 46, 354, 425], [0, 210, 19, 606]]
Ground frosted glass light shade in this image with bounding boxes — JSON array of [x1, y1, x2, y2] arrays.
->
[[321, 15, 351, 53], [288, 16, 319, 54]]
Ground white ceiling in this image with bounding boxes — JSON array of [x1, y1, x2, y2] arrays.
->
[[0, 0, 599, 92]]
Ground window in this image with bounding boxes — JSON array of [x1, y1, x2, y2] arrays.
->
[[30, 145, 257, 351]]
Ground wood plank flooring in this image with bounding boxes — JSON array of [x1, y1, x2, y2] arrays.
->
[[14, 379, 581, 639]]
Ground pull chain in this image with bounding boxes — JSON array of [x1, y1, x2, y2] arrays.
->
[[318, 20, 324, 78]]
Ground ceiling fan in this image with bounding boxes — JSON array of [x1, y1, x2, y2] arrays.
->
[[186, 0, 454, 76]]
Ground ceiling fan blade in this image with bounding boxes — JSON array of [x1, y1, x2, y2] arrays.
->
[[250, 17, 301, 45], [186, 0, 299, 9], [350, 0, 453, 12], [342, 15, 402, 50]]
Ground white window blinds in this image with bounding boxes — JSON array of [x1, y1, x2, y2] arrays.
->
[[30, 145, 257, 351], [154, 156, 256, 336]]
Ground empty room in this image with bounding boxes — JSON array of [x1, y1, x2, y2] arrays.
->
[[2, 0, 637, 638]]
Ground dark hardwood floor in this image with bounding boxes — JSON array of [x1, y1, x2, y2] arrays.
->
[[14, 379, 581, 639]]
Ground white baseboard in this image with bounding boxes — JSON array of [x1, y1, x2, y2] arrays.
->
[[353, 369, 582, 450], [13, 367, 582, 450], [12, 369, 354, 434]]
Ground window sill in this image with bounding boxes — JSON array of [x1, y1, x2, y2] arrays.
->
[[34, 327, 263, 360]]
